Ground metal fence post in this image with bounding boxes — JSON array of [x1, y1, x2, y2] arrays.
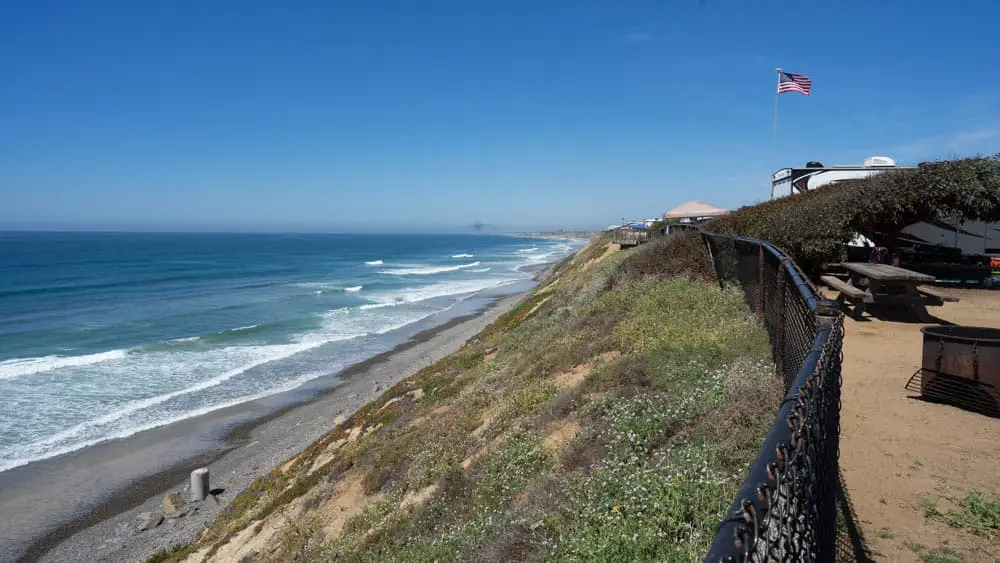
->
[[815, 298, 841, 324], [814, 299, 843, 563], [757, 245, 765, 321], [700, 233, 722, 289], [776, 262, 786, 381]]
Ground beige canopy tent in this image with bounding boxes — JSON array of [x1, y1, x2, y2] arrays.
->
[[662, 201, 729, 222]]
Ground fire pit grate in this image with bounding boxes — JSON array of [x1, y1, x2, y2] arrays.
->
[[905, 325, 1000, 416]]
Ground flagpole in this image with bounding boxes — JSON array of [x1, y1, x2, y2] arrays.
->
[[769, 67, 781, 198]]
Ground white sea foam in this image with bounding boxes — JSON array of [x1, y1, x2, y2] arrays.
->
[[20, 332, 367, 457], [344, 286, 363, 292], [301, 284, 343, 295], [517, 247, 539, 253], [294, 282, 334, 290], [378, 261, 481, 276], [328, 291, 467, 336], [171, 336, 201, 344], [230, 324, 259, 332], [0, 349, 129, 381], [525, 251, 556, 263], [372, 309, 443, 335], [365, 260, 384, 266], [0, 368, 346, 473], [321, 301, 447, 337], [365, 278, 514, 309], [468, 268, 491, 273], [451, 253, 474, 258]]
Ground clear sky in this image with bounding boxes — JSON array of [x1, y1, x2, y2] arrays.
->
[[2, 0, 998, 232]]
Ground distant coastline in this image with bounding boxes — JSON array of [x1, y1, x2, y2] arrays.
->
[[516, 231, 595, 240]]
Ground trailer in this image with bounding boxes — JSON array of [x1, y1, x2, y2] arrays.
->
[[772, 156, 997, 283]]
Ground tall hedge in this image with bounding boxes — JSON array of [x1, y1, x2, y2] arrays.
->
[[706, 155, 1000, 270]]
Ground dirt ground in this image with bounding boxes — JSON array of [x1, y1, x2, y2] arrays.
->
[[836, 288, 1000, 562]]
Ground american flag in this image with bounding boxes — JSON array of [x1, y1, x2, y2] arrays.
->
[[777, 71, 812, 96]]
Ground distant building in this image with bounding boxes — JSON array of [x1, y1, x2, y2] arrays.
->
[[607, 218, 665, 232], [662, 201, 729, 224]]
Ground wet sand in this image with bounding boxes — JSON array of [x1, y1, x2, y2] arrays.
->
[[0, 286, 533, 562]]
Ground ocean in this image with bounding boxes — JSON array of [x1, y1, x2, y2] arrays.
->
[[0, 232, 580, 473]]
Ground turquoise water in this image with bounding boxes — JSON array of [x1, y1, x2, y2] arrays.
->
[[0, 232, 580, 472]]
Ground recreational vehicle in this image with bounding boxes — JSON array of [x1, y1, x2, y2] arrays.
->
[[771, 156, 1000, 257]]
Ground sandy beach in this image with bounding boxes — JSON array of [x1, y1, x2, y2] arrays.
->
[[0, 284, 534, 563]]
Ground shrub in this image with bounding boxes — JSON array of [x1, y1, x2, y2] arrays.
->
[[471, 433, 551, 511], [707, 155, 1000, 271], [599, 279, 761, 357], [611, 231, 716, 288]]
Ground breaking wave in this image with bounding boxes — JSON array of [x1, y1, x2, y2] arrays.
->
[[378, 262, 481, 276], [0, 350, 129, 381]]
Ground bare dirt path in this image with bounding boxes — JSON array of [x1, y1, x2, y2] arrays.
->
[[837, 288, 1000, 562]]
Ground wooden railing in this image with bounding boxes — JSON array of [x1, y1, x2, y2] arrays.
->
[[612, 229, 650, 247]]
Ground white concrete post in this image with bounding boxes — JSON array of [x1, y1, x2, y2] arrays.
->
[[190, 467, 210, 501]]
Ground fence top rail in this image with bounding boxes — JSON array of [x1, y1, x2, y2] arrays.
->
[[703, 230, 822, 312], [687, 225, 844, 562]]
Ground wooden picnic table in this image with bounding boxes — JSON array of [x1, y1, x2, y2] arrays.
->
[[838, 262, 936, 283], [821, 262, 958, 320]]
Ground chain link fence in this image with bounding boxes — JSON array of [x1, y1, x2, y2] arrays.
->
[[698, 231, 847, 562]]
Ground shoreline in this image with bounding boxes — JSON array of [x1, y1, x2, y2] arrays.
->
[[2, 287, 534, 562]]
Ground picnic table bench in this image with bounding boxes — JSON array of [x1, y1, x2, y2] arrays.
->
[[821, 262, 959, 320]]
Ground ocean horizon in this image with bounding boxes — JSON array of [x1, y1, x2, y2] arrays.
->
[[0, 227, 586, 236], [0, 232, 582, 473]]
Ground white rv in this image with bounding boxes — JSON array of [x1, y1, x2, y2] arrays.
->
[[771, 156, 1000, 256]]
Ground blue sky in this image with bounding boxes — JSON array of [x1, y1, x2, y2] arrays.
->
[[2, 0, 998, 232]]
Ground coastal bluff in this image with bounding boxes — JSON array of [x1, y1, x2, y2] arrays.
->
[[139, 231, 780, 562]]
